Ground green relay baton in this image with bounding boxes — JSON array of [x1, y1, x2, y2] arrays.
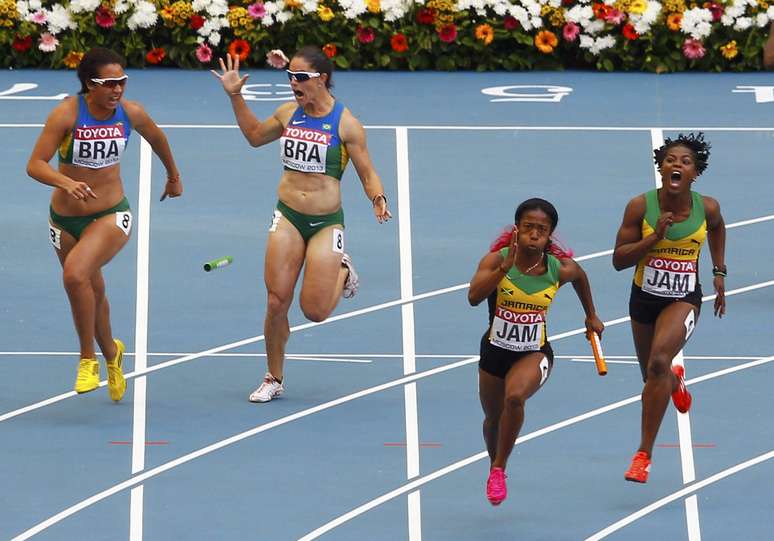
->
[[203, 256, 233, 272]]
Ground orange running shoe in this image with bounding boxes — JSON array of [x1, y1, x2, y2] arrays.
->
[[671, 365, 692, 414], [486, 467, 507, 505], [625, 451, 651, 483]]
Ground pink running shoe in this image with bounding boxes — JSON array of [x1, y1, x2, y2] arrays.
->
[[486, 467, 507, 505], [671, 365, 692, 413]]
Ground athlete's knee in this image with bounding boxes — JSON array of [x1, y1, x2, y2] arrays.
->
[[265, 291, 292, 316], [301, 302, 330, 323], [504, 392, 526, 411], [646, 353, 672, 379], [62, 264, 91, 292]]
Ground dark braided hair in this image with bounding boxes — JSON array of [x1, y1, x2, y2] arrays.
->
[[654, 132, 711, 176]]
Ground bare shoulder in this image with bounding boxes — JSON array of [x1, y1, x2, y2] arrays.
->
[[702, 194, 722, 222], [120, 98, 151, 124], [273, 101, 297, 125], [339, 106, 364, 142], [47, 96, 79, 127]]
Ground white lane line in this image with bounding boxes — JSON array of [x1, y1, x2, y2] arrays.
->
[[299, 355, 774, 540], [2, 278, 772, 426], [651, 127, 699, 541], [396, 126, 422, 540], [585, 450, 774, 541], [129, 137, 153, 541], [10, 356, 481, 541]]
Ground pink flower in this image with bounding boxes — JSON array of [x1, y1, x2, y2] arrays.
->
[[562, 21, 580, 42], [682, 38, 706, 60], [356, 26, 375, 44], [38, 32, 59, 53], [438, 23, 457, 43], [247, 2, 266, 19], [95, 6, 116, 28], [265, 49, 288, 69], [604, 8, 625, 25], [30, 10, 47, 24], [196, 43, 213, 63]]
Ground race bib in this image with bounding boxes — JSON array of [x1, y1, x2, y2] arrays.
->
[[71, 124, 126, 169], [489, 307, 544, 352], [280, 126, 330, 173], [642, 257, 696, 298], [115, 211, 132, 236], [49, 223, 62, 249]]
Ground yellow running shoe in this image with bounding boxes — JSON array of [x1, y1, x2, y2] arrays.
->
[[74, 358, 100, 394], [106, 338, 126, 402]]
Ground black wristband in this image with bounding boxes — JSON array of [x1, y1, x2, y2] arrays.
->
[[712, 265, 727, 277], [372, 193, 387, 206]]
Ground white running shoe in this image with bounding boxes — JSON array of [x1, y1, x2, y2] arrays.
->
[[249, 372, 284, 403], [341, 253, 359, 299]]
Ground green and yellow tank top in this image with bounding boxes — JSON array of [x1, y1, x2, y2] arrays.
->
[[487, 249, 561, 352], [280, 101, 349, 180], [634, 189, 706, 298]]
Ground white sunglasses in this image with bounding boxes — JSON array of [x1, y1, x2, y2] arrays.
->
[[90, 75, 129, 88], [285, 70, 321, 82]]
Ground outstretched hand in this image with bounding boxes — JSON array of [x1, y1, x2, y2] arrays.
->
[[210, 54, 249, 96]]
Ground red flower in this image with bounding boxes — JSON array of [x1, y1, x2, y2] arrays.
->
[[503, 15, 519, 31], [146, 47, 165, 65], [13, 35, 33, 52], [622, 23, 638, 40], [390, 33, 408, 53], [438, 23, 457, 43], [703, 2, 723, 21], [228, 39, 251, 61], [95, 6, 115, 28], [592, 2, 611, 19], [190, 14, 205, 30], [356, 26, 375, 44], [416, 7, 435, 25], [322, 43, 337, 58]]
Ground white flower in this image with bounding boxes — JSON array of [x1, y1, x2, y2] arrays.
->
[[69, 0, 100, 13], [680, 7, 713, 39], [207, 31, 221, 46], [127, 1, 158, 30], [300, 0, 317, 14], [755, 13, 769, 27], [46, 4, 76, 34], [585, 19, 605, 35], [530, 16, 543, 29], [720, 14, 733, 25], [114, 0, 129, 14], [16, 0, 30, 17], [275, 10, 292, 22], [733, 16, 752, 29]]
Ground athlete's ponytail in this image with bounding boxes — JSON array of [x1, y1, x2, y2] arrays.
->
[[488, 198, 574, 258]]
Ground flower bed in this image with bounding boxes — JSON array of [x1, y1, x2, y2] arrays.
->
[[1, 0, 771, 71]]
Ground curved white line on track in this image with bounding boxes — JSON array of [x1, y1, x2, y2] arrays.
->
[[297, 355, 774, 540], [584, 450, 774, 541], [1, 208, 771, 425]]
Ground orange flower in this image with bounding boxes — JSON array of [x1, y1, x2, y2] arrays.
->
[[228, 39, 250, 61], [534, 30, 558, 54], [474, 23, 494, 45], [666, 12, 683, 31], [322, 43, 337, 58], [592, 2, 611, 19], [720, 40, 738, 59], [63, 51, 84, 69], [146, 47, 165, 65]]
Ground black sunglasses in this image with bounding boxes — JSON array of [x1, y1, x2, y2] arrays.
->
[[285, 70, 321, 82]]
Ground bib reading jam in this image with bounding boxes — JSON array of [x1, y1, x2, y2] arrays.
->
[[487, 249, 561, 352], [634, 189, 706, 298], [58, 95, 132, 169], [280, 102, 349, 180]]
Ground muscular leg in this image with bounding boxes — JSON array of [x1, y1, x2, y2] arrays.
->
[[492, 353, 548, 470], [91, 270, 117, 361], [298, 225, 347, 322], [263, 217, 305, 380], [54, 216, 128, 359], [478, 369, 504, 466], [635, 302, 698, 456]]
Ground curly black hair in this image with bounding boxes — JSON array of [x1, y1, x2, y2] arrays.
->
[[653, 132, 711, 175]]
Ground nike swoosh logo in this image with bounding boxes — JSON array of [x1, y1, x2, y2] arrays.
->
[[309, 221, 324, 227], [292, 120, 305, 125]]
